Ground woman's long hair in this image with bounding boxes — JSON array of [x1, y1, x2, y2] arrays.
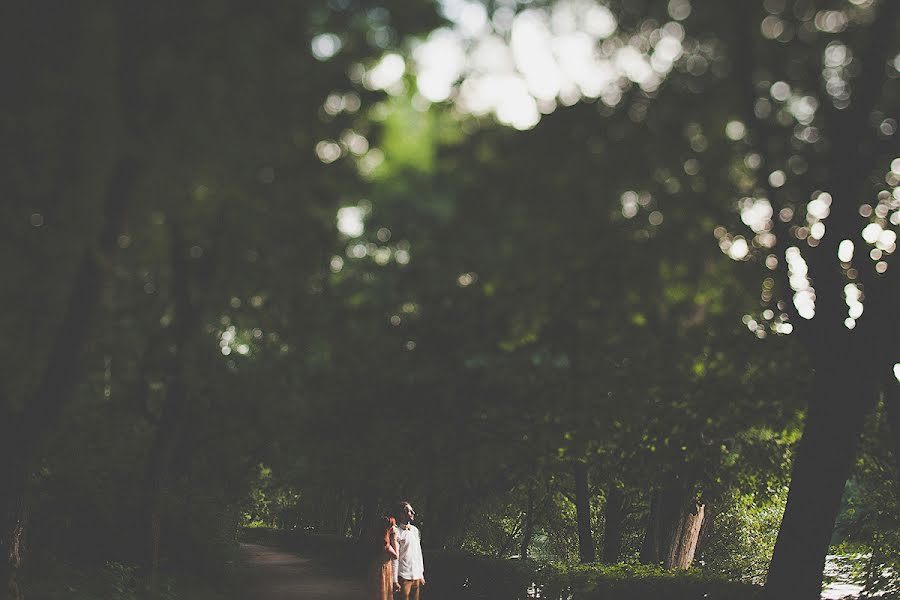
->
[[375, 515, 396, 550]]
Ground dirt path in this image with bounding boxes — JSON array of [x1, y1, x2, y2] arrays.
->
[[237, 542, 365, 599]]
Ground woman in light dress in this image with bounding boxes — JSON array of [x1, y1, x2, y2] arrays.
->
[[368, 515, 399, 600]]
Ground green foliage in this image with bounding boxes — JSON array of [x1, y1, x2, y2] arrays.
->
[[241, 464, 303, 529], [699, 489, 788, 583], [535, 562, 763, 600], [26, 560, 145, 600]]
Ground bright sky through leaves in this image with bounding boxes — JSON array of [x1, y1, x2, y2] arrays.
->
[[398, 0, 693, 129]]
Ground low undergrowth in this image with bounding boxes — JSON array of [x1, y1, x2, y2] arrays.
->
[[23, 555, 238, 600]]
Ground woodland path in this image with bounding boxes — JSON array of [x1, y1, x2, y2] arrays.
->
[[237, 542, 365, 600]]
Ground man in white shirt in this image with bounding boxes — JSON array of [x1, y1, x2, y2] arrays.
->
[[392, 501, 425, 600]]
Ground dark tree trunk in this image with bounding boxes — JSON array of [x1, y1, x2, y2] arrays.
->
[[0, 154, 136, 600], [639, 491, 658, 564], [573, 460, 595, 563], [145, 221, 194, 599], [426, 489, 464, 551], [340, 503, 353, 537], [765, 357, 879, 600], [1, 463, 28, 600], [640, 477, 704, 569], [883, 377, 900, 485], [520, 481, 535, 559], [356, 494, 378, 543], [144, 367, 187, 600], [601, 485, 625, 564]]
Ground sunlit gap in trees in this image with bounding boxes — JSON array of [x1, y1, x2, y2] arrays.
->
[[333, 202, 409, 272], [857, 157, 900, 276], [620, 190, 665, 242], [310, 28, 382, 173], [721, 38, 899, 334], [375, 0, 701, 131], [214, 312, 287, 364], [786, 247, 815, 321], [316, 0, 900, 342]]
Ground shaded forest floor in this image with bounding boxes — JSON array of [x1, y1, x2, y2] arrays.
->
[[234, 532, 869, 600], [236, 542, 365, 600]]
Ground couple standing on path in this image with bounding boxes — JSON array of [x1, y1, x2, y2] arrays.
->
[[370, 501, 425, 600]]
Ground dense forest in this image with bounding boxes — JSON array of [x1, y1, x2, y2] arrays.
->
[[2, 1, 898, 599]]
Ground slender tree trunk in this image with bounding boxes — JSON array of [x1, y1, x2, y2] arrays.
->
[[145, 365, 187, 600], [601, 485, 625, 564], [765, 357, 879, 600], [340, 504, 353, 538], [640, 489, 659, 565], [520, 481, 535, 559], [883, 377, 900, 484], [1, 460, 27, 600], [573, 460, 595, 563], [336, 491, 349, 535], [351, 505, 363, 540], [356, 494, 377, 543], [640, 477, 704, 569]]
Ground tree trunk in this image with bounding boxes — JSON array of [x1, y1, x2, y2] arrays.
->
[[145, 363, 187, 599], [145, 221, 193, 599], [1, 465, 28, 600], [640, 477, 704, 569], [520, 481, 535, 559], [573, 460, 595, 563], [340, 503, 353, 538], [667, 502, 704, 569], [601, 484, 625, 564], [765, 358, 879, 600], [356, 494, 378, 543], [0, 153, 137, 600], [883, 376, 900, 485]]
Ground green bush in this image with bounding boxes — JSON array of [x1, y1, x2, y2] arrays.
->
[[26, 559, 162, 600], [541, 562, 763, 600], [419, 554, 763, 600], [698, 489, 786, 583]]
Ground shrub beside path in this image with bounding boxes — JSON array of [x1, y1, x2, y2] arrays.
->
[[237, 542, 364, 600]]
